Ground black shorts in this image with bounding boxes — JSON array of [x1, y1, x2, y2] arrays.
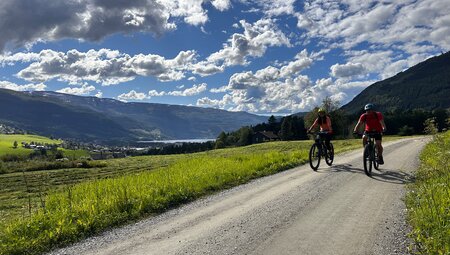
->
[[364, 131, 382, 141]]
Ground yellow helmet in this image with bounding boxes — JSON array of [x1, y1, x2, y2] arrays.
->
[[318, 108, 326, 113]]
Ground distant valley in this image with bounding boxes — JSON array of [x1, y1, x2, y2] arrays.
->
[[0, 89, 267, 144]]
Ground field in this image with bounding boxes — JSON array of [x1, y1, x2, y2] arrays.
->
[[0, 134, 59, 156], [0, 134, 88, 159], [0, 137, 400, 255], [406, 131, 450, 254]]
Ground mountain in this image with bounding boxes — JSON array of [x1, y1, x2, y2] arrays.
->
[[341, 51, 450, 114], [0, 89, 267, 143]]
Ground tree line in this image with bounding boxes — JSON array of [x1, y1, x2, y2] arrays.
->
[[215, 97, 450, 148]]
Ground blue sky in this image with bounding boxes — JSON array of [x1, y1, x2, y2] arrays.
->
[[0, 0, 449, 114]]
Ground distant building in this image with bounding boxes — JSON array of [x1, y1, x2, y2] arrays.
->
[[253, 131, 280, 143]]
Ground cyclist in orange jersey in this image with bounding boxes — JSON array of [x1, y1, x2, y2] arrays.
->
[[307, 108, 333, 151]]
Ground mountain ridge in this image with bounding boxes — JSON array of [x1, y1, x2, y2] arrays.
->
[[0, 89, 267, 144], [341, 51, 450, 114]]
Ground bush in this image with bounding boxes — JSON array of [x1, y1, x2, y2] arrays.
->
[[398, 125, 414, 136]]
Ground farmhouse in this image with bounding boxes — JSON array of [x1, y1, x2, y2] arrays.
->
[[252, 131, 280, 143]]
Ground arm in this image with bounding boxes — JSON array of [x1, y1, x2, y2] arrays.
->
[[378, 112, 386, 132], [308, 118, 318, 132], [353, 120, 362, 133], [380, 119, 386, 132]]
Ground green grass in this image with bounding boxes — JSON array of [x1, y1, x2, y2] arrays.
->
[[406, 131, 450, 255], [0, 134, 89, 160], [0, 137, 400, 255], [0, 134, 59, 156]]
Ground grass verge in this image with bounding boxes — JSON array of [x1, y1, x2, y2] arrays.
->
[[0, 137, 399, 255], [406, 131, 450, 254]]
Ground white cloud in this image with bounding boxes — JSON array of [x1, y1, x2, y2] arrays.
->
[[148, 90, 166, 97], [297, 0, 450, 52], [197, 50, 317, 113], [210, 86, 228, 93], [211, 0, 231, 11], [95, 91, 103, 98], [330, 62, 366, 78], [148, 83, 207, 97], [206, 19, 291, 66], [0, 81, 46, 91], [0, 52, 40, 66], [15, 49, 197, 85], [168, 83, 207, 96], [56, 84, 96, 96], [117, 90, 148, 102]]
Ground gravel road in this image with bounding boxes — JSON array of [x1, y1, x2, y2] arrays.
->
[[49, 137, 429, 255]]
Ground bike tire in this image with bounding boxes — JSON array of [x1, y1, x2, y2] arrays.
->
[[373, 146, 379, 170], [325, 143, 334, 166], [309, 143, 321, 171], [363, 145, 372, 176]]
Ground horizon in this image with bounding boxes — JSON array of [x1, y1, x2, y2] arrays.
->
[[0, 0, 449, 114]]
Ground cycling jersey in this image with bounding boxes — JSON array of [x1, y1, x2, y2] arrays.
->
[[312, 116, 332, 132], [359, 111, 383, 132]]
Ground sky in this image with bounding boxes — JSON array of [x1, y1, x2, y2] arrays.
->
[[0, 0, 449, 115]]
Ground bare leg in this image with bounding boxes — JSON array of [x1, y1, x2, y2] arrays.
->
[[376, 140, 383, 156], [362, 135, 368, 147]]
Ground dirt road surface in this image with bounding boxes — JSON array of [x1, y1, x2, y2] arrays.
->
[[50, 137, 429, 255]]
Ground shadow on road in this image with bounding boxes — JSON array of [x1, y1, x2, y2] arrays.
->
[[318, 164, 415, 184]]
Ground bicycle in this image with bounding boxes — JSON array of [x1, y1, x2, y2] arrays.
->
[[308, 131, 334, 171], [359, 131, 381, 176]]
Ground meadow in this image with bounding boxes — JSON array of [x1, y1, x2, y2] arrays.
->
[[0, 137, 399, 255], [0, 134, 59, 156], [0, 134, 89, 174], [406, 131, 450, 254]]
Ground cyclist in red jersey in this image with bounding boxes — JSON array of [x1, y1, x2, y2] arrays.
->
[[353, 103, 386, 164], [308, 108, 333, 152]]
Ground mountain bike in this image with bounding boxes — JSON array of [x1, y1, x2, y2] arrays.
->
[[308, 131, 334, 171], [361, 132, 381, 176]]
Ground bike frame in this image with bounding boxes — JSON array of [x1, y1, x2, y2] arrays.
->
[[309, 131, 334, 171], [363, 132, 380, 176]]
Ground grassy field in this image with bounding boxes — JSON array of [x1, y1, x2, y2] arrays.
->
[[0, 134, 59, 156], [406, 131, 450, 254], [0, 134, 88, 159], [0, 137, 400, 255]]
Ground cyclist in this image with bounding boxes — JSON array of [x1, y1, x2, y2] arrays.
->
[[307, 108, 333, 153], [353, 103, 386, 164]]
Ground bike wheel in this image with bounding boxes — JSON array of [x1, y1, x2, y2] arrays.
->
[[325, 143, 334, 166], [363, 145, 372, 176], [373, 146, 380, 170], [309, 143, 321, 171]]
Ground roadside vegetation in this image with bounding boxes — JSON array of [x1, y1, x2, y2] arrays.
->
[[406, 130, 450, 254], [0, 138, 379, 255]]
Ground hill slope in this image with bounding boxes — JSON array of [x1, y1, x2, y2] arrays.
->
[[342, 51, 450, 114], [0, 89, 267, 143]]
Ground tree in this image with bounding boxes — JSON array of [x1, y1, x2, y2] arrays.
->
[[268, 115, 277, 132], [13, 141, 18, 149], [291, 116, 307, 140], [237, 127, 253, 146], [215, 131, 227, 149], [279, 116, 294, 140]]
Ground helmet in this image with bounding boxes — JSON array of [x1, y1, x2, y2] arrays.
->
[[318, 108, 326, 113], [364, 103, 374, 111]]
